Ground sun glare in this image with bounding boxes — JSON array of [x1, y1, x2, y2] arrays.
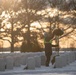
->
[[6, 23, 11, 29]]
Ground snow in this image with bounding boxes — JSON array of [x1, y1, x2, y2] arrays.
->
[[0, 61, 76, 75], [0, 51, 76, 75]]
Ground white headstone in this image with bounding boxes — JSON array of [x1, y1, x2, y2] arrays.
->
[[61, 54, 68, 66], [14, 56, 21, 67], [20, 54, 28, 65], [27, 57, 35, 70], [75, 51, 76, 59], [69, 52, 74, 63], [55, 56, 63, 68], [34, 56, 41, 67], [71, 52, 75, 61], [41, 55, 46, 66], [6, 56, 14, 70], [0, 58, 5, 71]]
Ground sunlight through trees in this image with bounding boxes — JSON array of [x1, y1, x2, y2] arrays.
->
[[0, 0, 76, 52]]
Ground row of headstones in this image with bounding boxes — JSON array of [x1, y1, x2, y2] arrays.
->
[[55, 51, 76, 68], [0, 52, 46, 71], [0, 51, 76, 71]]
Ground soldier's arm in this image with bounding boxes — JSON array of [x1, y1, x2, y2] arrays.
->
[[51, 44, 59, 47]]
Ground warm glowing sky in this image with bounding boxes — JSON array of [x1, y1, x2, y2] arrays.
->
[[0, 1, 76, 48]]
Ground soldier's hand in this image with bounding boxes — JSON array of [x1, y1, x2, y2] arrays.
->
[[56, 44, 59, 47]]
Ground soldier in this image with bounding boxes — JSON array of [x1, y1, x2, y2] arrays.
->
[[44, 31, 58, 67]]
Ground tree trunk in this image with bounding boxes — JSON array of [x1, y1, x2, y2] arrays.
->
[[11, 18, 14, 52], [11, 42, 14, 52], [27, 23, 31, 48], [26, 0, 31, 50]]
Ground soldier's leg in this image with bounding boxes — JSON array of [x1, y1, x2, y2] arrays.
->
[[51, 56, 55, 65], [45, 55, 51, 66], [51, 56, 56, 68]]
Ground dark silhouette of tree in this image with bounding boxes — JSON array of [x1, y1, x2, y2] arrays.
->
[[48, 0, 76, 11], [0, 0, 76, 52], [0, 0, 21, 52], [18, 0, 46, 52], [0, 0, 47, 52], [47, 0, 76, 50]]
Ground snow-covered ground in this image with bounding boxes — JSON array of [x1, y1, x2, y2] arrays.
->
[[0, 51, 76, 75], [0, 61, 76, 75]]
